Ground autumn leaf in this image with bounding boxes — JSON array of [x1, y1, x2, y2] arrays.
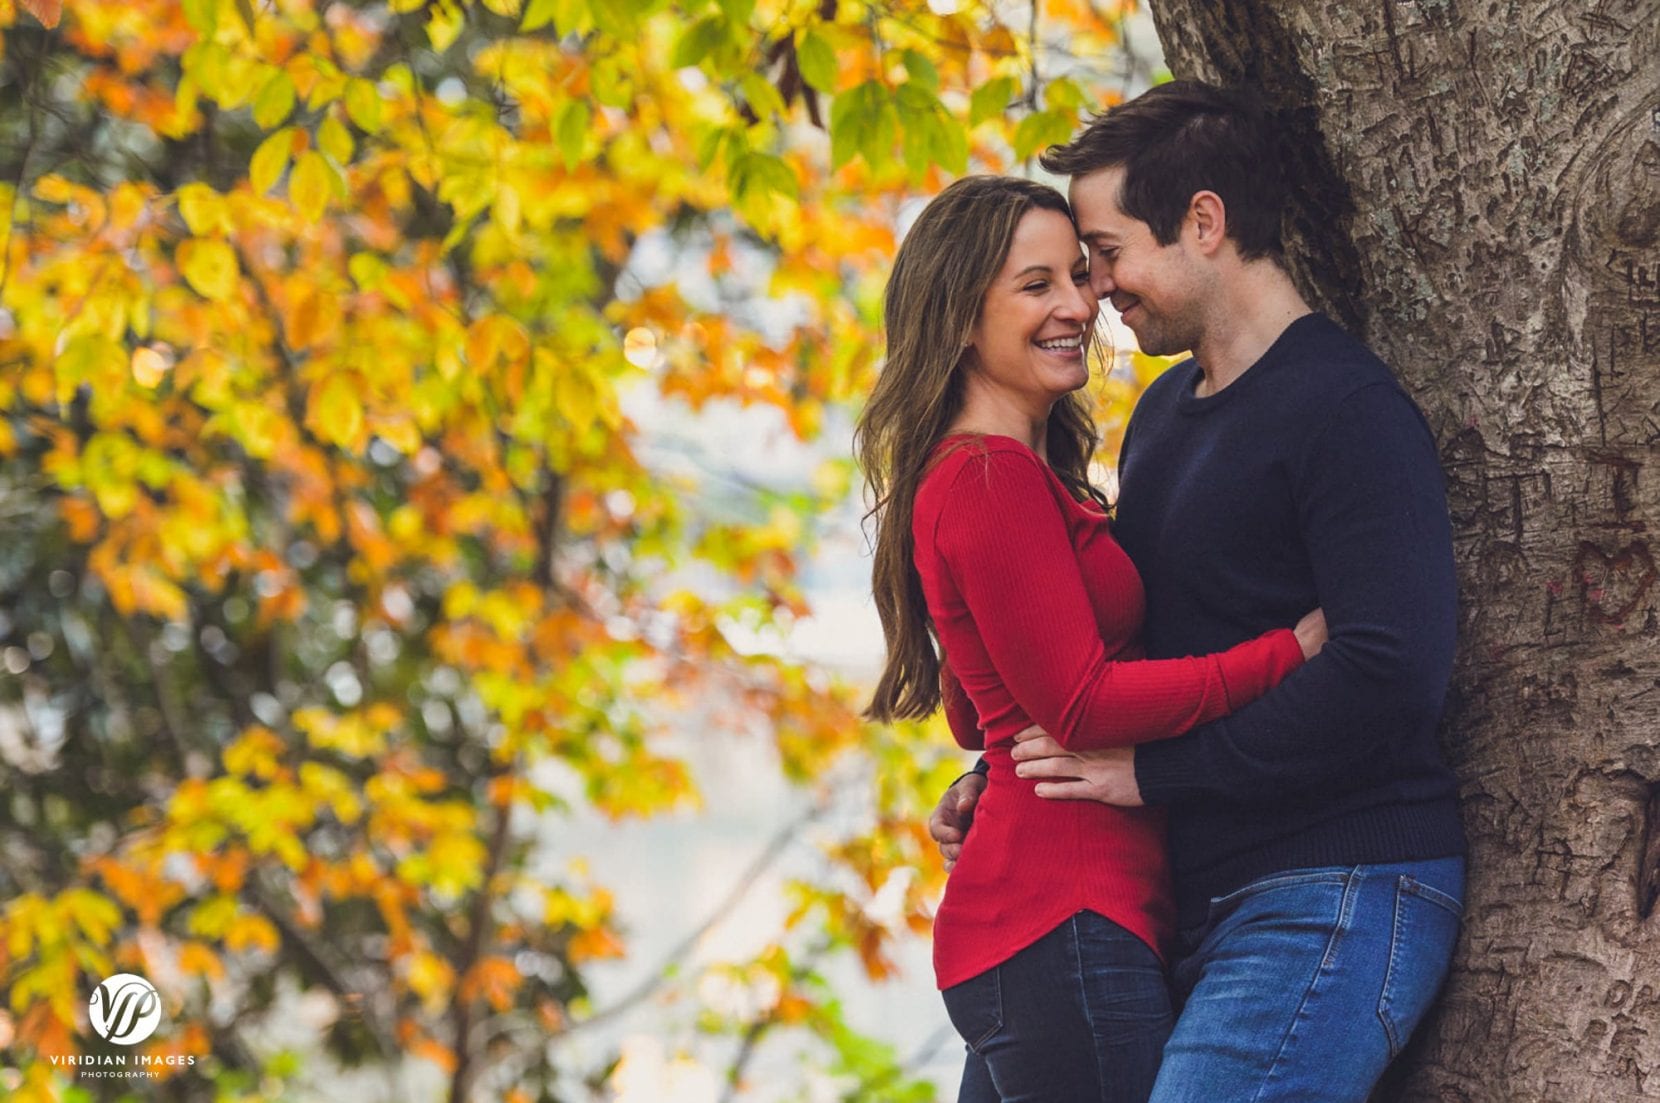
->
[[290, 150, 333, 221], [177, 238, 240, 302], [251, 127, 294, 193], [20, 0, 62, 30]]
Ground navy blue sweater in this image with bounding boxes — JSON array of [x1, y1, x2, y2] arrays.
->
[[1114, 314, 1466, 927]]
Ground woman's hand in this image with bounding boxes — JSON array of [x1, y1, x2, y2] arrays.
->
[[1294, 607, 1327, 660]]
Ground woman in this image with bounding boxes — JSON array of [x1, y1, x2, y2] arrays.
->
[[856, 176, 1324, 1102]]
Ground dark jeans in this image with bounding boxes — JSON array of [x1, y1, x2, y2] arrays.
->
[[943, 910, 1172, 1103]]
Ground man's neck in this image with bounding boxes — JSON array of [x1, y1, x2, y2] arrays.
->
[[1191, 265, 1313, 397]]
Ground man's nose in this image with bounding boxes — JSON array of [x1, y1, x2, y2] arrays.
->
[[1089, 267, 1115, 300]]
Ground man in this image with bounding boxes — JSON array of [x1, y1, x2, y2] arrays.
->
[[929, 81, 1467, 1101]]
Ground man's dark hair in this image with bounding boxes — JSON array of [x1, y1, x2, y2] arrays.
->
[[1039, 80, 1287, 261]]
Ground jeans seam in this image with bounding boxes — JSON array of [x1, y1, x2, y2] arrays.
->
[[1377, 877, 1409, 1058], [1251, 868, 1360, 1103], [1208, 870, 1351, 917], [1400, 875, 1464, 917], [958, 968, 1002, 1053], [1068, 914, 1111, 1096]]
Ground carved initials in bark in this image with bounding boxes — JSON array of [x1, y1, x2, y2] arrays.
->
[[1574, 540, 1657, 623]]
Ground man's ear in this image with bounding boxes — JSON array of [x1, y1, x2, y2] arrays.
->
[[1187, 190, 1228, 256]]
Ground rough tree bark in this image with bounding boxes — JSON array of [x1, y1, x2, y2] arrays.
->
[[1143, 2, 1660, 1100]]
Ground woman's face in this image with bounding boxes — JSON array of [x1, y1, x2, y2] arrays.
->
[[964, 207, 1097, 404]]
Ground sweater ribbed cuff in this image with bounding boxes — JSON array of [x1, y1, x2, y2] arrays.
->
[[1134, 735, 1204, 807]]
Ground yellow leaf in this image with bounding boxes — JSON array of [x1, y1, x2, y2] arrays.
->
[[32, 173, 77, 204], [252, 70, 297, 129], [553, 364, 598, 431], [110, 183, 148, 229], [290, 151, 331, 221], [428, 0, 465, 51], [493, 180, 522, 236], [406, 949, 455, 1009], [376, 416, 422, 455], [481, 0, 522, 15], [225, 726, 285, 780], [188, 895, 239, 940], [251, 128, 293, 194], [59, 888, 121, 946], [178, 238, 240, 302], [225, 913, 280, 954], [177, 183, 229, 236], [312, 373, 365, 449], [319, 114, 354, 164], [345, 78, 383, 133]]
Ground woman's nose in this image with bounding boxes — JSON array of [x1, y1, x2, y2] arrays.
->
[[1057, 281, 1096, 322]]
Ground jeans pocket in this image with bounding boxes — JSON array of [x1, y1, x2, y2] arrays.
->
[[941, 967, 1003, 1053], [1377, 875, 1462, 1057]]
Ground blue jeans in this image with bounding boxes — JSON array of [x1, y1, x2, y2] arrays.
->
[[1148, 857, 1465, 1103], [945, 910, 1172, 1103]]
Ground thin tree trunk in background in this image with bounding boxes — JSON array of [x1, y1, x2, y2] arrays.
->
[[1143, 2, 1660, 1098]]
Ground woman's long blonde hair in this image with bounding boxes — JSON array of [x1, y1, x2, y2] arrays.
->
[[856, 176, 1106, 722]]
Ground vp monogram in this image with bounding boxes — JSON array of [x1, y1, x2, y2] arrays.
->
[[89, 974, 162, 1045]]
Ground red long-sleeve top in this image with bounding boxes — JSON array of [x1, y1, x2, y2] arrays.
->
[[914, 436, 1305, 988]]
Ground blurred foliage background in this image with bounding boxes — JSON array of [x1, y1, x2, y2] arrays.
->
[[0, 0, 1169, 1098]]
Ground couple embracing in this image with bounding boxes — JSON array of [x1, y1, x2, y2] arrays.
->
[[857, 81, 1467, 1102]]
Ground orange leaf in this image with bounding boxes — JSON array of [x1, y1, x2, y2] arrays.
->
[[178, 942, 226, 980], [460, 955, 521, 1012], [20, 0, 62, 29], [412, 1037, 458, 1074]]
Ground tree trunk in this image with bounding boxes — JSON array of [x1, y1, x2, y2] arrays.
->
[[1143, 2, 1660, 1099]]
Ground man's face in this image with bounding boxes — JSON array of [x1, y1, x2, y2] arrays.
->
[[1068, 167, 1204, 358]]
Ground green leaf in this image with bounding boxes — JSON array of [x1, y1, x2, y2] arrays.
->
[[901, 50, 938, 91], [589, 58, 632, 107], [252, 71, 296, 129], [970, 76, 1018, 127], [521, 0, 558, 30], [672, 16, 727, 69], [1043, 76, 1085, 112], [180, 0, 217, 35], [895, 84, 966, 177], [796, 29, 836, 94], [829, 81, 894, 170], [717, 0, 755, 26], [556, 99, 591, 169], [523, 0, 590, 34], [696, 126, 732, 170], [730, 152, 798, 201], [1012, 108, 1078, 161], [739, 72, 785, 120]]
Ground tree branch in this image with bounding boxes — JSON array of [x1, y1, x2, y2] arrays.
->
[[552, 795, 829, 1039]]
